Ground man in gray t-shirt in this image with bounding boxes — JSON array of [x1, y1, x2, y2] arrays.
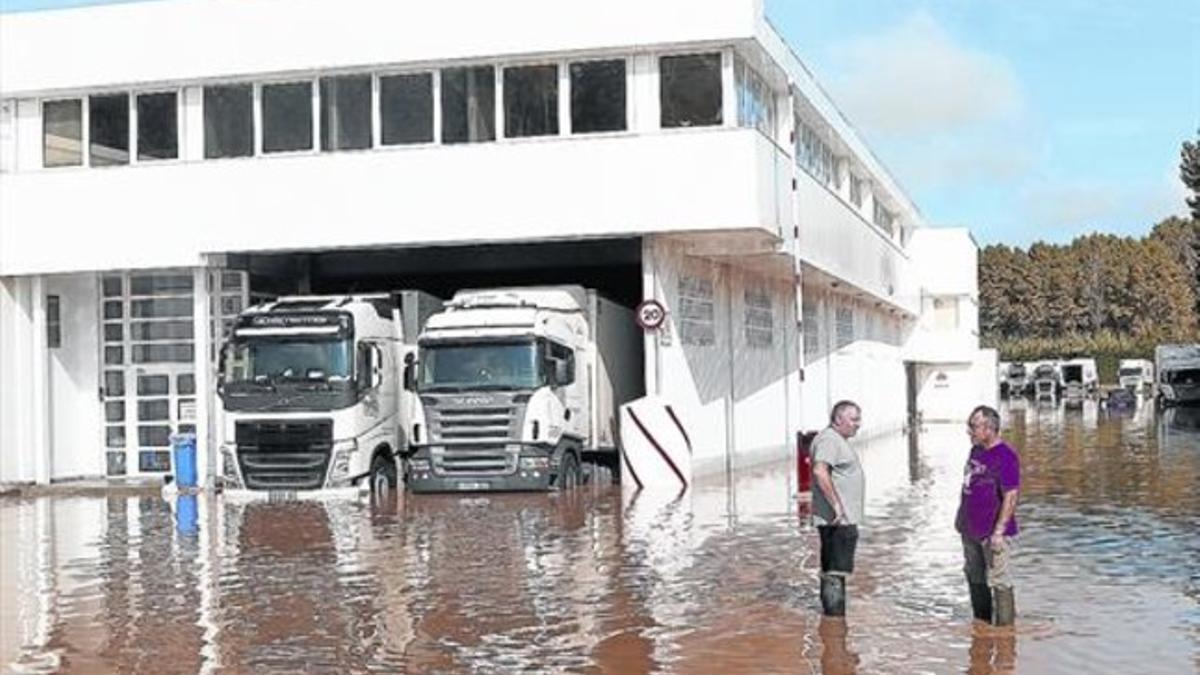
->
[[811, 400, 864, 617]]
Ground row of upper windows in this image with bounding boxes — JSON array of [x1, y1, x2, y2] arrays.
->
[[38, 53, 731, 168], [18, 49, 906, 234], [795, 117, 901, 240]]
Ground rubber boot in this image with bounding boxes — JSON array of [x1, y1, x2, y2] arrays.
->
[[992, 586, 1015, 626], [968, 583, 993, 623], [820, 574, 846, 617]]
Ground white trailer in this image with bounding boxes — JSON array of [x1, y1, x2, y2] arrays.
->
[[404, 286, 642, 492], [1060, 357, 1099, 399], [216, 292, 440, 496], [1117, 358, 1154, 395], [1155, 344, 1200, 407]]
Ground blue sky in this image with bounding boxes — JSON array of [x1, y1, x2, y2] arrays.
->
[[3, 0, 1198, 247], [766, 0, 1199, 246]]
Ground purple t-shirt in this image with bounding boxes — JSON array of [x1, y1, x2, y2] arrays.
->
[[955, 441, 1020, 541]]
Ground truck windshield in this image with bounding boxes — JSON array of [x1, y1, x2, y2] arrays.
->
[[418, 341, 542, 391], [1119, 367, 1142, 377], [224, 338, 353, 384], [1008, 365, 1026, 377]]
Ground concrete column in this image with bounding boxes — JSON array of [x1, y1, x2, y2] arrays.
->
[[30, 276, 51, 484], [192, 266, 214, 486]]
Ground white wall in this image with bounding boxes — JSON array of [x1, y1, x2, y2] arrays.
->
[[915, 353, 998, 425], [800, 284, 908, 438], [44, 274, 103, 480], [643, 237, 797, 479], [0, 0, 759, 96], [795, 170, 918, 315], [0, 277, 49, 484], [1, 129, 782, 276]]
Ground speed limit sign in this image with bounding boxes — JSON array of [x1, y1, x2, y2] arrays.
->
[[635, 299, 666, 330]]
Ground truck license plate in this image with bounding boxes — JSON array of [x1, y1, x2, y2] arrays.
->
[[268, 490, 297, 503], [456, 482, 490, 491]]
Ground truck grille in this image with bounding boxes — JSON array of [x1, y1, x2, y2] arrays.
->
[[433, 445, 517, 475], [434, 407, 514, 442], [236, 419, 333, 490]]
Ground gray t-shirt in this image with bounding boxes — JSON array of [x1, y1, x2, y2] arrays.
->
[[811, 426, 865, 526]]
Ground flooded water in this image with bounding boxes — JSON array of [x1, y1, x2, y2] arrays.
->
[[2, 399, 1198, 674]]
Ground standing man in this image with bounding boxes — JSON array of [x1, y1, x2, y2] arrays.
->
[[811, 400, 865, 617], [956, 405, 1021, 626]]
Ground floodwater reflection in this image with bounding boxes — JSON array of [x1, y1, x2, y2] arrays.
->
[[2, 400, 1197, 673]]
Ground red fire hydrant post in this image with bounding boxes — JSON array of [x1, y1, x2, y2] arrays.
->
[[797, 430, 817, 494]]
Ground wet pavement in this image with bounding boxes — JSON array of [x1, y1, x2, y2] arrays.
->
[[2, 398, 1198, 673]]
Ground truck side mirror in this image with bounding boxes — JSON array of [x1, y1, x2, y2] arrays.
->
[[370, 345, 384, 389], [402, 351, 417, 391]]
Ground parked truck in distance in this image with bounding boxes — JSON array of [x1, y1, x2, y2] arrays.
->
[[1117, 358, 1154, 395], [1031, 361, 1060, 400], [1000, 361, 1030, 398], [1155, 344, 1200, 408], [217, 292, 441, 496], [1060, 358, 1098, 399], [404, 286, 642, 493]]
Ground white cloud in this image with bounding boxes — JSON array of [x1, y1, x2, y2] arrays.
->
[[828, 11, 1025, 136], [1022, 182, 1121, 231]]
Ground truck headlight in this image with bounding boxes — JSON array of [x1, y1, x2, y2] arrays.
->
[[519, 456, 551, 470], [221, 446, 242, 489], [328, 440, 359, 484]]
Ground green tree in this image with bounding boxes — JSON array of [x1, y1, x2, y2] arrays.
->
[[1183, 129, 1200, 220]]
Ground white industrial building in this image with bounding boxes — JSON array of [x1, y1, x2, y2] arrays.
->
[[0, 0, 994, 487]]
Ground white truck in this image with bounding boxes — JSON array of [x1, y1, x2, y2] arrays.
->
[[403, 286, 642, 493], [1000, 361, 1029, 398], [1031, 361, 1060, 400], [1117, 358, 1154, 395], [216, 293, 440, 496], [1155, 344, 1200, 408], [1060, 357, 1099, 399]]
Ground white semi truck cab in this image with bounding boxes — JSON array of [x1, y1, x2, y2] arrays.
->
[[1155, 344, 1200, 408], [1117, 358, 1154, 394], [217, 293, 438, 495], [404, 286, 640, 493]]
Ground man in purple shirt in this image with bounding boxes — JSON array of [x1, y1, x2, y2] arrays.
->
[[955, 405, 1020, 626]]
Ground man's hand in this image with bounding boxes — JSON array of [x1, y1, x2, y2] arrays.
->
[[989, 531, 1006, 551]]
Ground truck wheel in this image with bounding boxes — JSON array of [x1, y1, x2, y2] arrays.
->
[[370, 453, 398, 495], [556, 452, 580, 492]]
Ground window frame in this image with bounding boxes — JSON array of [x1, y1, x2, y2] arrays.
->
[[500, 61, 562, 140], [41, 97, 85, 169], [376, 68, 439, 148], [258, 78, 316, 155], [566, 56, 632, 136], [658, 50, 726, 131], [133, 88, 182, 164]]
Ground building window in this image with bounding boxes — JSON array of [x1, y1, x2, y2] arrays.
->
[[570, 59, 626, 133], [262, 82, 313, 153], [802, 299, 819, 363], [136, 92, 178, 161], [380, 72, 433, 145], [441, 66, 495, 144], [678, 275, 716, 346], [320, 75, 372, 151], [835, 306, 854, 348], [660, 53, 722, 129], [46, 295, 61, 348], [43, 99, 84, 168], [744, 287, 773, 348], [873, 200, 897, 236], [849, 174, 865, 209], [43, 100, 83, 168], [204, 85, 254, 159], [89, 94, 129, 167], [735, 57, 775, 138], [796, 120, 837, 188], [504, 64, 559, 138]]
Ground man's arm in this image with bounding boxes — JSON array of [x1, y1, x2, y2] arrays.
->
[[812, 461, 846, 524], [990, 489, 1019, 549]]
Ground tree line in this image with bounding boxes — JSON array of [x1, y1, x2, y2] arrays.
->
[[979, 132, 1200, 370]]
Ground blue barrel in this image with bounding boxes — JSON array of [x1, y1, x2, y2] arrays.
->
[[175, 494, 199, 536], [171, 432, 198, 488]]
